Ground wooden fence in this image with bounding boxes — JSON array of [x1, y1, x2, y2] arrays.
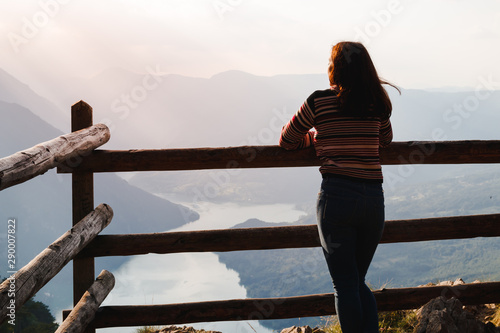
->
[[1, 100, 500, 332], [0, 109, 113, 333]]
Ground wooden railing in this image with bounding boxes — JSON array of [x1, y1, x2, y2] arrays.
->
[[57, 140, 500, 173], [0, 122, 109, 191], [0, 108, 113, 333], [1, 99, 500, 333], [78, 214, 500, 257]]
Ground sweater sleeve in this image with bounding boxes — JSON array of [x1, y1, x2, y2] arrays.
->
[[379, 117, 393, 147], [279, 98, 316, 150]]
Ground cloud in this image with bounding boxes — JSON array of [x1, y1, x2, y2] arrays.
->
[[0, 0, 499, 92]]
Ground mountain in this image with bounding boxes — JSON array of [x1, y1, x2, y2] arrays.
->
[[2, 67, 499, 331], [5, 66, 500, 150], [0, 100, 199, 318], [0, 68, 69, 132], [45, 68, 500, 151]]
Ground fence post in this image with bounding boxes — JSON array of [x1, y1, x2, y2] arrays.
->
[[56, 270, 115, 333], [71, 101, 96, 333]]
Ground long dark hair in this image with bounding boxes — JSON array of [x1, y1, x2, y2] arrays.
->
[[328, 41, 400, 118]]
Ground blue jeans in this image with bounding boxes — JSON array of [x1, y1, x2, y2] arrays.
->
[[316, 176, 385, 333]]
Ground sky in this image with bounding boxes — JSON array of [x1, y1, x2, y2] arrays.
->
[[1, 0, 500, 100]]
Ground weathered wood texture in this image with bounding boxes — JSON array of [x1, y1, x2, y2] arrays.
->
[[0, 204, 113, 325], [78, 213, 500, 258], [67, 282, 500, 328], [70, 101, 96, 333], [0, 123, 109, 190], [56, 270, 115, 333], [57, 140, 500, 173]]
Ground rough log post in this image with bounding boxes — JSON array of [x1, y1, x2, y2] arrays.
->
[[75, 281, 500, 328], [0, 123, 109, 191], [0, 204, 113, 324], [56, 270, 115, 333], [70, 101, 96, 333], [78, 213, 500, 258], [56, 141, 500, 173]]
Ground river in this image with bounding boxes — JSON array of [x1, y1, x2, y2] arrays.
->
[[98, 200, 306, 333]]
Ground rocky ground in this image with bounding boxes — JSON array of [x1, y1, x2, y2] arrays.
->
[[414, 278, 500, 333], [154, 326, 324, 333], [155, 326, 222, 333], [153, 279, 500, 333]]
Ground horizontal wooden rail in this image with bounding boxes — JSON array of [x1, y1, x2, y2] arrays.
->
[[64, 282, 500, 328], [0, 123, 110, 190], [56, 270, 115, 333], [0, 204, 114, 324], [78, 213, 500, 258], [57, 140, 500, 173]]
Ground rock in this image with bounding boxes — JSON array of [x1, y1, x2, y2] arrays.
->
[[425, 309, 459, 333], [419, 279, 465, 288], [279, 326, 326, 333], [156, 326, 222, 333], [437, 280, 454, 286], [414, 296, 500, 333]]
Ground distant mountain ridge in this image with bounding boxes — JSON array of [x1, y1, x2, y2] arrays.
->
[[4, 66, 499, 149], [0, 68, 69, 132]]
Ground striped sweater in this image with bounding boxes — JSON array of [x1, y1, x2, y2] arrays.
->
[[279, 87, 393, 182]]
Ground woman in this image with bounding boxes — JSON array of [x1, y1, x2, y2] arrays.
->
[[279, 41, 399, 332]]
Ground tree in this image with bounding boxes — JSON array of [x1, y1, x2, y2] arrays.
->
[[1, 277, 59, 333]]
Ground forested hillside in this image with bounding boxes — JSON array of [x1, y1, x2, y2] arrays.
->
[[218, 167, 500, 330]]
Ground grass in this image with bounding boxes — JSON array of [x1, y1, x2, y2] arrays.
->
[[378, 310, 419, 332], [486, 304, 500, 326], [321, 310, 418, 333]]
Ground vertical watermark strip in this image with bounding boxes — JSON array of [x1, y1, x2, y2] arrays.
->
[[6, 218, 17, 326]]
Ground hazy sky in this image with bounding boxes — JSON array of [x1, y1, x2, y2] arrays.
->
[[1, 0, 500, 95]]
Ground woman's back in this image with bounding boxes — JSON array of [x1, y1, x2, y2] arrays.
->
[[280, 87, 392, 182], [279, 41, 399, 333]]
